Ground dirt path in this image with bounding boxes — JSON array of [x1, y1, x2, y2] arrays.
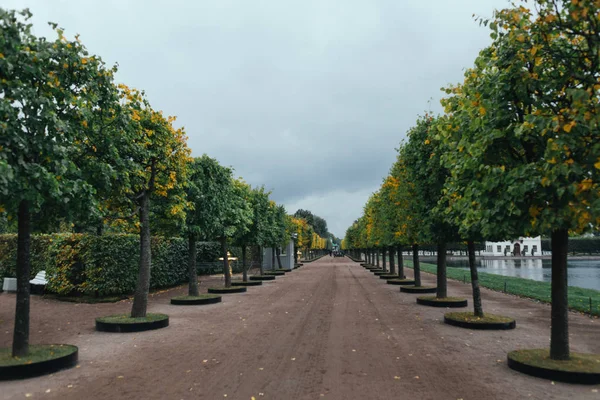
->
[[1, 257, 599, 399]]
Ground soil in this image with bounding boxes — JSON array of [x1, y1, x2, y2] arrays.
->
[[1, 257, 599, 399]]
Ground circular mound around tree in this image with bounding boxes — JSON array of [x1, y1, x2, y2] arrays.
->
[[443, 312, 516, 330], [170, 294, 222, 305], [0, 344, 78, 380], [373, 271, 389, 276], [416, 296, 468, 308], [208, 286, 248, 294], [264, 271, 285, 276], [96, 313, 169, 333], [275, 269, 289, 273], [400, 286, 437, 294], [379, 274, 399, 280], [231, 281, 263, 287], [387, 279, 416, 286], [249, 275, 276, 281], [507, 349, 600, 384]]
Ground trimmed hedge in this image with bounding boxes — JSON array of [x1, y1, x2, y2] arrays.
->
[[0, 234, 223, 296], [541, 237, 600, 255]]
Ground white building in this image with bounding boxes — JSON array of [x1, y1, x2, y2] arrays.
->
[[262, 240, 295, 270], [482, 236, 542, 256]]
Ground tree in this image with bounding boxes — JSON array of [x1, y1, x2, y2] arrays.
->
[[188, 155, 252, 287], [439, 0, 599, 360], [0, 9, 129, 356]]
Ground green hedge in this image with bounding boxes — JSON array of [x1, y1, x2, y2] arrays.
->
[[541, 237, 600, 254], [0, 234, 223, 296]]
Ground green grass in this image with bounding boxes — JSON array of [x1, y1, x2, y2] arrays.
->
[[508, 349, 600, 373], [95, 313, 168, 324], [418, 296, 466, 302], [445, 312, 515, 324], [0, 344, 77, 366], [171, 295, 220, 301], [406, 260, 600, 316]]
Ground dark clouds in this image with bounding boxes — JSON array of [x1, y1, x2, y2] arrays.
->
[[6, 0, 511, 236]]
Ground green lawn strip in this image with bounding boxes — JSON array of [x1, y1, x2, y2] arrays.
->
[[405, 260, 600, 316], [96, 313, 168, 324], [171, 294, 220, 301], [445, 312, 514, 324], [43, 294, 126, 304], [0, 344, 77, 366], [508, 349, 600, 373]]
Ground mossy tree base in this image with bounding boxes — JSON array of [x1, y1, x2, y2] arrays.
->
[[379, 274, 399, 279], [96, 313, 169, 333], [373, 271, 389, 276], [264, 271, 285, 276], [170, 294, 222, 305], [232, 281, 262, 287], [250, 276, 275, 281], [507, 349, 600, 384], [387, 279, 416, 286], [208, 286, 248, 294], [0, 344, 78, 380], [416, 296, 468, 308], [444, 312, 516, 330], [400, 286, 437, 294]]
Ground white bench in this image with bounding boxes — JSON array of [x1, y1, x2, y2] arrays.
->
[[30, 271, 47, 294]]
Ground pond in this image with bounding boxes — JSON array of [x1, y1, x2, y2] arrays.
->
[[446, 258, 600, 291]]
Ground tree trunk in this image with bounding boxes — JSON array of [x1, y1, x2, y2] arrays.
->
[[376, 250, 380, 267], [412, 244, 421, 287], [276, 247, 283, 269], [221, 237, 231, 288], [271, 247, 275, 270], [293, 242, 298, 265], [242, 245, 248, 282], [188, 235, 199, 296], [397, 245, 404, 278], [436, 241, 447, 299], [382, 248, 387, 272], [389, 246, 396, 275], [550, 229, 570, 360], [259, 246, 264, 275], [12, 200, 31, 357], [468, 241, 483, 317], [131, 192, 151, 318]]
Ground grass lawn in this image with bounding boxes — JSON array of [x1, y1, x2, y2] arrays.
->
[[0, 344, 77, 366], [405, 260, 600, 317]]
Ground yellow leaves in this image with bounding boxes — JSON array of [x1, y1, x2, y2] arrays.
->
[[548, 157, 557, 164], [534, 57, 543, 67], [516, 34, 526, 43], [81, 57, 88, 65], [565, 159, 575, 165], [563, 121, 576, 133], [479, 107, 486, 116], [424, 139, 431, 145], [81, 120, 88, 128], [529, 206, 540, 218], [541, 177, 551, 187], [63, 63, 69, 69], [578, 179, 593, 192], [530, 46, 539, 57], [0, 53, 4, 59], [595, 159, 600, 169], [0, 205, 5, 213], [499, 165, 506, 172]]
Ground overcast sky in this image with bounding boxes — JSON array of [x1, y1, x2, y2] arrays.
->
[[6, 0, 511, 237]]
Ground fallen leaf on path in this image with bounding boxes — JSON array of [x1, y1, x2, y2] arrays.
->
[[394, 376, 401, 380], [352, 349, 356, 352], [45, 389, 51, 393], [414, 376, 419, 380], [203, 360, 208, 363], [67, 384, 73, 388], [259, 367, 264, 370], [25, 394, 32, 398], [291, 358, 296, 361], [117, 376, 124, 379]]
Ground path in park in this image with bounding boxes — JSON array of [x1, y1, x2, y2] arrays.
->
[[1, 257, 599, 399]]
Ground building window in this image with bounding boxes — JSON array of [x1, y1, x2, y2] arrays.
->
[[280, 246, 287, 256], [497, 245, 501, 253]]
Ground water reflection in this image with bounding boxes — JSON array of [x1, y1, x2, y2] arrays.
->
[[446, 258, 600, 291]]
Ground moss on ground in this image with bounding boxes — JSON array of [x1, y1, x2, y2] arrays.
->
[[171, 295, 220, 301], [0, 344, 77, 366], [508, 349, 600, 373], [96, 313, 168, 324], [418, 296, 465, 302], [445, 312, 514, 324]]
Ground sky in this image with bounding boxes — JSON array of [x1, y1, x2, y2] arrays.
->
[[5, 0, 512, 237]]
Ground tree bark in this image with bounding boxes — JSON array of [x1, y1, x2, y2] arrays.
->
[[242, 245, 248, 282], [436, 241, 447, 299], [188, 235, 199, 296], [550, 229, 570, 360], [376, 250, 380, 268], [131, 192, 151, 318], [412, 244, 421, 287], [259, 246, 264, 275], [389, 246, 396, 275], [271, 246, 275, 270], [221, 237, 231, 288], [397, 245, 404, 278], [12, 200, 31, 357], [468, 241, 483, 317], [276, 247, 283, 269], [382, 248, 387, 272]]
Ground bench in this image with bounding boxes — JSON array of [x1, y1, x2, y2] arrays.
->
[[30, 271, 47, 294]]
